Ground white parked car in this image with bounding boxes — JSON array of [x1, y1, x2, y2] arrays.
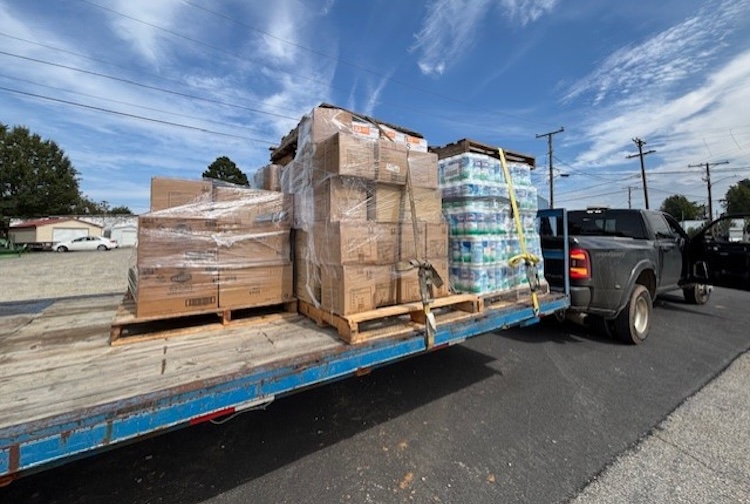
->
[[55, 236, 119, 252]]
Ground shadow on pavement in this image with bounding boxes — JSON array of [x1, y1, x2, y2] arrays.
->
[[1, 344, 500, 504]]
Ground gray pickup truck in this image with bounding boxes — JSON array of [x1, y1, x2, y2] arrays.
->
[[541, 208, 750, 344]]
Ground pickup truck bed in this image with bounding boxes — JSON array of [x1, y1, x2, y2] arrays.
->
[[0, 290, 568, 481]]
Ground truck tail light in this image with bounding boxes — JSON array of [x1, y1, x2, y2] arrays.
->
[[570, 248, 591, 279]]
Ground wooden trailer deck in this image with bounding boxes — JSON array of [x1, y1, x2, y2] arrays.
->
[[0, 289, 568, 480]]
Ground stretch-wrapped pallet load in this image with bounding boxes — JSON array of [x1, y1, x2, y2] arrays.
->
[[129, 178, 293, 318], [275, 104, 449, 316], [432, 140, 543, 296]]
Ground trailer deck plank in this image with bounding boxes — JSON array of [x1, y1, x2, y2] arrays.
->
[[0, 289, 570, 481], [0, 294, 342, 431]]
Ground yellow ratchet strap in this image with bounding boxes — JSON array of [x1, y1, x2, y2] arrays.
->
[[498, 148, 541, 316]]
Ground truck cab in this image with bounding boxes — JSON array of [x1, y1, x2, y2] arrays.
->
[[540, 209, 750, 344]]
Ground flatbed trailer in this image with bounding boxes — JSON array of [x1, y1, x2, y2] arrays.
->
[[0, 211, 570, 484]]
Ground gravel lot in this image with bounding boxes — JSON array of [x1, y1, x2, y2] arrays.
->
[[0, 248, 133, 302]]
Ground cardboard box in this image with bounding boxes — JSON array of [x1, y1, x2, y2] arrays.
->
[[425, 222, 449, 259], [295, 259, 322, 305], [150, 178, 212, 211], [407, 151, 439, 189], [321, 265, 395, 315], [378, 124, 429, 152], [217, 230, 291, 266], [370, 184, 444, 223], [307, 106, 355, 145], [137, 216, 218, 267], [253, 164, 283, 191], [219, 263, 293, 309], [293, 230, 322, 305], [396, 222, 427, 260], [133, 266, 219, 318], [315, 133, 376, 179], [313, 222, 398, 265], [394, 222, 447, 260], [139, 215, 218, 237], [397, 259, 449, 303], [374, 140, 408, 185], [213, 187, 293, 230], [313, 175, 369, 222]]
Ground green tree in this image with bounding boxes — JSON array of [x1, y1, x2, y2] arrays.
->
[[0, 124, 82, 218], [73, 197, 109, 215], [723, 179, 750, 214], [109, 205, 133, 215], [202, 156, 248, 185], [659, 194, 705, 220]]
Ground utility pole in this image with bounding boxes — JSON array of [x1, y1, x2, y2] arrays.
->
[[624, 186, 636, 209], [626, 138, 655, 209], [536, 127, 564, 208], [688, 160, 729, 220]]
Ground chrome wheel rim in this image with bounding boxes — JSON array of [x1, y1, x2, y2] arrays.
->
[[633, 296, 649, 336]]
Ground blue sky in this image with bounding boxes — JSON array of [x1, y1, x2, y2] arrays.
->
[[2, 0, 750, 215]]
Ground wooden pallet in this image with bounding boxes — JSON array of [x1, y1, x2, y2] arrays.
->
[[479, 281, 550, 312], [110, 297, 298, 345], [298, 294, 480, 344], [429, 138, 536, 167]]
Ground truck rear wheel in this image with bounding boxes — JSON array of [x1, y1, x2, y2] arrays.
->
[[683, 284, 710, 305], [614, 284, 652, 345]]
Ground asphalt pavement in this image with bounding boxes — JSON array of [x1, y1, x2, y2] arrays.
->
[[2, 288, 749, 503], [571, 346, 750, 504]]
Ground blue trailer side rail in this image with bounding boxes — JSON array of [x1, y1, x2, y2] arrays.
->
[[0, 293, 568, 483], [0, 209, 570, 483]]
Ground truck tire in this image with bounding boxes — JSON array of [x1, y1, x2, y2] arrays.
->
[[683, 284, 710, 305], [614, 284, 652, 345]]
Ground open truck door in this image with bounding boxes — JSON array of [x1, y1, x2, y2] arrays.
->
[[687, 214, 750, 291]]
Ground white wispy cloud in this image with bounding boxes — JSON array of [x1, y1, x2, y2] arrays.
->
[[412, 0, 558, 76], [0, 0, 338, 212], [564, 0, 747, 105], [108, 0, 184, 66], [499, 0, 559, 25]]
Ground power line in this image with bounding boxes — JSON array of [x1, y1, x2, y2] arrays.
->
[[2, 36, 545, 145], [552, 156, 631, 182], [0, 31, 305, 118], [0, 72, 275, 137], [78, 0, 557, 129], [554, 176, 635, 197], [0, 50, 300, 121], [556, 189, 624, 203], [648, 187, 707, 201], [648, 166, 750, 175], [177, 0, 559, 129], [0, 86, 277, 144]]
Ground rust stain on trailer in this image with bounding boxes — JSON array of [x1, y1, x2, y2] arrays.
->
[[103, 420, 113, 445], [60, 430, 72, 444], [8, 444, 20, 473]]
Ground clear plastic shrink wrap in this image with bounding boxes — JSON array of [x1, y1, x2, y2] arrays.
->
[[277, 105, 448, 316], [433, 141, 544, 296], [129, 178, 293, 318]]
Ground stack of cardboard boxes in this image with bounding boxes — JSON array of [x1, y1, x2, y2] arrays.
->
[[280, 105, 450, 316], [129, 178, 293, 318]]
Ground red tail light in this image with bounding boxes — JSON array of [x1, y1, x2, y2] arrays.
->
[[570, 248, 591, 279]]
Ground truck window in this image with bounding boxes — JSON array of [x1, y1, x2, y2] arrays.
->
[[645, 212, 675, 239], [568, 211, 647, 239]]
